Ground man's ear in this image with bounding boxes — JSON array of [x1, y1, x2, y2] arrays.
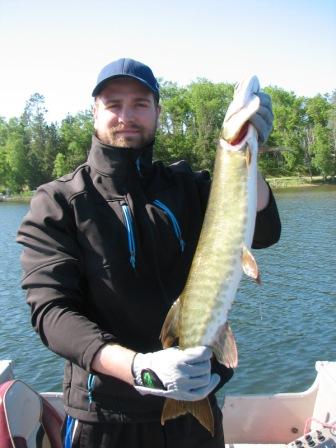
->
[[92, 101, 98, 119], [92, 102, 98, 130], [156, 104, 162, 129]]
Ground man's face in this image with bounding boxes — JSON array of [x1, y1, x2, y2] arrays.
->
[[93, 77, 161, 149]]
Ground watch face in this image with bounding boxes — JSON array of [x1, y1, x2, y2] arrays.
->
[[141, 369, 165, 390]]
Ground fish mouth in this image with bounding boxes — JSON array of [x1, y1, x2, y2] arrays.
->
[[224, 122, 249, 145]]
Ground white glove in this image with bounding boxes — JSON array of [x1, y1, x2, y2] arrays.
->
[[132, 346, 220, 401], [250, 92, 274, 143], [223, 77, 273, 144]]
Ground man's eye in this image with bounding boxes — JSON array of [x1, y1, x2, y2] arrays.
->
[[103, 102, 120, 109]]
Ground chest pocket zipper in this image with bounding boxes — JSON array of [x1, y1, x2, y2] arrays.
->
[[153, 199, 185, 253], [121, 203, 136, 269], [121, 200, 185, 270], [87, 373, 95, 410]]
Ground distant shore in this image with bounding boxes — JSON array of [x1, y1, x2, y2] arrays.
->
[[0, 194, 32, 203], [1, 176, 335, 204], [267, 176, 335, 189]]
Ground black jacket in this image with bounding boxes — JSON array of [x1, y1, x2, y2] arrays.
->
[[17, 136, 281, 423]]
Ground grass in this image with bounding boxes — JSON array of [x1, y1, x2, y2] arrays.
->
[[0, 191, 33, 203], [266, 176, 330, 189]]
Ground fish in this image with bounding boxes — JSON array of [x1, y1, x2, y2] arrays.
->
[[160, 76, 262, 436]]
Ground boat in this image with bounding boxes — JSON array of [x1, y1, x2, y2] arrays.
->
[[0, 359, 335, 447]]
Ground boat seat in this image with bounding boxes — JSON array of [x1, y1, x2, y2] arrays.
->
[[0, 379, 63, 448]]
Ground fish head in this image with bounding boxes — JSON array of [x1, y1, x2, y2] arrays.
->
[[219, 122, 259, 163], [222, 75, 260, 144]]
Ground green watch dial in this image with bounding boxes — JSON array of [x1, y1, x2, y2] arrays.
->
[[140, 369, 165, 390]]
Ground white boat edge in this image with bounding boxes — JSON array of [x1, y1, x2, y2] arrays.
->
[[1, 359, 335, 447]]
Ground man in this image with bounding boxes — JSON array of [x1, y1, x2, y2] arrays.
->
[[17, 58, 281, 447]]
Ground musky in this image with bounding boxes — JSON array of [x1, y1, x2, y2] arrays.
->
[[1, 0, 335, 122]]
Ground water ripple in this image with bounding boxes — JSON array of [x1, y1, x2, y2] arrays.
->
[[1, 187, 336, 395]]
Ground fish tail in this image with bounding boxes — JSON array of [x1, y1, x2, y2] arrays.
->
[[161, 397, 214, 436]]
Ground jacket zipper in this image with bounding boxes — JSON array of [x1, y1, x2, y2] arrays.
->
[[87, 373, 95, 410], [120, 199, 185, 270], [121, 203, 136, 269], [135, 159, 185, 252], [152, 199, 185, 253]]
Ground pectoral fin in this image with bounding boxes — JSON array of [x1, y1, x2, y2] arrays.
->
[[161, 397, 214, 437], [213, 322, 238, 369], [160, 298, 181, 348], [242, 246, 261, 284]]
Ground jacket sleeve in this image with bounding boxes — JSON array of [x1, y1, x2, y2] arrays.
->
[[16, 185, 112, 372], [252, 185, 281, 249]]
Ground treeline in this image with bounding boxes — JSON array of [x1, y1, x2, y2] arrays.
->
[[0, 81, 335, 193]]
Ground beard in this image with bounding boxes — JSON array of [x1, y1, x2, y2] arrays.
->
[[98, 123, 157, 149]]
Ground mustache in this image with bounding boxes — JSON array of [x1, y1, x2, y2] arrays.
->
[[112, 125, 142, 132]]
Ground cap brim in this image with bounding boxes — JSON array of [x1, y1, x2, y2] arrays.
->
[[92, 74, 159, 100]]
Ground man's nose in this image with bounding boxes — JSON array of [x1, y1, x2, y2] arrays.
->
[[118, 106, 135, 123]]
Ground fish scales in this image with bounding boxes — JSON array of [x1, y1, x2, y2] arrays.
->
[[160, 76, 261, 436], [179, 146, 248, 348]]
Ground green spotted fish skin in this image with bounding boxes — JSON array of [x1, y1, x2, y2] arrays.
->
[[160, 76, 261, 436], [179, 141, 249, 350]]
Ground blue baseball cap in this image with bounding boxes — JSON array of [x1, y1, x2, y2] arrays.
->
[[92, 58, 160, 101]]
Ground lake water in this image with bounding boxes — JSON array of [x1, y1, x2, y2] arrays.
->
[[0, 186, 335, 396]]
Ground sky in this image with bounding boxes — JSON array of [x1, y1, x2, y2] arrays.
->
[[1, 0, 335, 123]]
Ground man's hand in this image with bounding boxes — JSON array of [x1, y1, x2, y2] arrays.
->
[[250, 92, 274, 144], [132, 346, 220, 401]]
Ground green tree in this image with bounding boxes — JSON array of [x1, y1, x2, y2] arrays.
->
[[21, 93, 58, 189], [328, 91, 336, 178], [265, 87, 306, 175], [1, 82, 335, 188], [0, 118, 9, 189], [311, 124, 334, 178], [304, 94, 333, 178], [156, 81, 195, 165], [54, 110, 93, 177], [188, 79, 233, 170], [3, 118, 28, 192]]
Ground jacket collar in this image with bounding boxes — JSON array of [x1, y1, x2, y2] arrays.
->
[[87, 135, 154, 178]]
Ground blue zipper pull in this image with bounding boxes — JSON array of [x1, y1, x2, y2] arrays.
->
[[153, 199, 185, 253], [87, 374, 95, 411], [64, 415, 75, 448], [136, 157, 141, 175], [121, 204, 136, 269]]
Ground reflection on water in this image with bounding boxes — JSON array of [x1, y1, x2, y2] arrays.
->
[[227, 185, 336, 394], [0, 186, 335, 394], [0, 202, 64, 392]]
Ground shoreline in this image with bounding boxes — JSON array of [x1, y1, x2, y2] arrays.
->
[[0, 195, 32, 203], [266, 176, 335, 190], [1, 177, 335, 203]]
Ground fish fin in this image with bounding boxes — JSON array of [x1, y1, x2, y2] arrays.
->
[[161, 397, 214, 436], [213, 322, 238, 368], [242, 246, 261, 284], [160, 298, 181, 348]]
